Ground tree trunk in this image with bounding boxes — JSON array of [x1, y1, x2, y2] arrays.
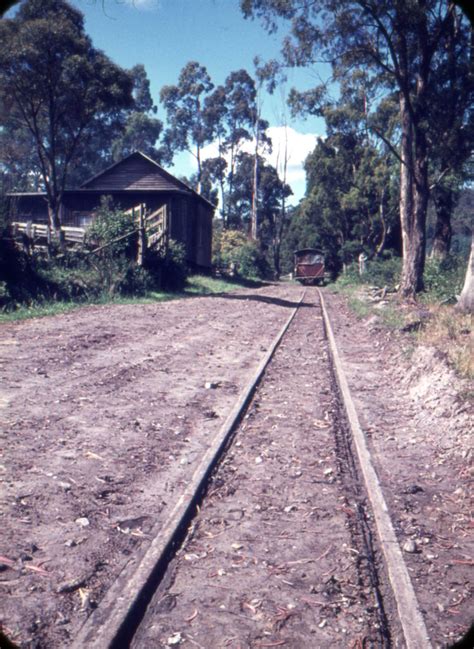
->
[[456, 233, 474, 313], [431, 185, 453, 259], [137, 204, 146, 266], [251, 135, 259, 240], [412, 127, 429, 284], [399, 90, 429, 298], [398, 94, 417, 297], [196, 146, 202, 195], [219, 177, 226, 228], [47, 198, 64, 247], [273, 237, 281, 280], [374, 187, 387, 257]]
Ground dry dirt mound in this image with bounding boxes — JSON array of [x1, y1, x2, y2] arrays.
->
[[400, 345, 472, 459]]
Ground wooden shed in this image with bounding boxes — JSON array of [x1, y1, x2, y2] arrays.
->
[[8, 151, 215, 269]]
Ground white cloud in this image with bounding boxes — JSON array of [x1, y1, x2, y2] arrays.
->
[[123, 0, 162, 10], [200, 126, 320, 204]]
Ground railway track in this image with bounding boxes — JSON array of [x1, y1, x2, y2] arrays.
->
[[67, 289, 430, 649]]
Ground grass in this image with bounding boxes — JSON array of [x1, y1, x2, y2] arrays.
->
[[0, 300, 89, 323], [331, 271, 472, 379], [185, 274, 254, 295], [378, 304, 407, 329], [417, 306, 473, 379], [347, 295, 371, 320], [0, 274, 260, 323]]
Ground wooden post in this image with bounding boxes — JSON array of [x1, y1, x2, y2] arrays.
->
[[137, 204, 146, 266], [165, 203, 170, 251]]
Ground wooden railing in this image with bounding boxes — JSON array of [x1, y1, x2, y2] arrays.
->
[[11, 221, 86, 244], [146, 205, 168, 249], [123, 203, 169, 251], [10, 204, 169, 256]]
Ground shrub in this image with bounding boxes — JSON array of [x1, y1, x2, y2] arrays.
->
[[84, 198, 143, 296], [363, 256, 402, 287], [336, 254, 402, 289], [85, 197, 137, 259], [216, 229, 270, 278], [422, 255, 466, 302], [0, 223, 51, 308], [146, 239, 188, 292]]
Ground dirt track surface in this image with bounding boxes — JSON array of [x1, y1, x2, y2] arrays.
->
[[0, 283, 472, 648], [131, 294, 397, 649], [325, 294, 473, 648]]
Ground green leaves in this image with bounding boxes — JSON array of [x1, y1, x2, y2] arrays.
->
[[160, 61, 215, 156], [289, 130, 397, 274], [0, 0, 134, 233]]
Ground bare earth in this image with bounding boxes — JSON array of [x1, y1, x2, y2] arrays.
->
[[0, 283, 471, 648]]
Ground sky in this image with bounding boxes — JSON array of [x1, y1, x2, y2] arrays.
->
[[78, 0, 332, 203], [9, 0, 329, 203]]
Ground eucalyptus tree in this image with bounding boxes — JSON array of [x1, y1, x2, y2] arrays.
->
[[426, 10, 474, 259], [0, 120, 38, 192], [111, 64, 165, 164], [257, 157, 293, 277], [160, 61, 216, 192], [0, 0, 134, 242], [227, 151, 291, 276], [220, 70, 258, 225], [185, 157, 222, 206], [295, 134, 395, 274], [456, 235, 473, 312], [202, 69, 271, 228], [66, 64, 165, 186], [242, 0, 473, 298]]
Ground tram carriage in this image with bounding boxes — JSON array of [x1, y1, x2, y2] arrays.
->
[[294, 248, 326, 285]]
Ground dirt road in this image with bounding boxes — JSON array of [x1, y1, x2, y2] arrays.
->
[[0, 284, 471, 648]]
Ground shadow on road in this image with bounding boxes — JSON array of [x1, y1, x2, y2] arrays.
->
[[208, 292, 314, 309]]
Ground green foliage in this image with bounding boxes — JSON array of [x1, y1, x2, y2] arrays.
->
[[146, 240, 188, 292], [83, 198, 143, 296], [111, 64, 165, 164], [185, 274, 253, 295], [243, 0, 472, 297], [213, 228, 269, 278], [333, 252, 467, 305], [86, 198, 137, 258], [0, 198, 190, 311], [422, 256, 466, 302], [0, 272, 266, 323], [0, 0, 134, 229], [363, 256, 402, 287], [160, 61, 215, 182], [286, 132, 398, 278], [0, 205, 47, 307], [335, 255, 402, 290], [231, 240, 270, 278]]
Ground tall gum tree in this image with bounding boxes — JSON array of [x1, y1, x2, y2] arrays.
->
[[241, 0, 472, 298], [204, 70, 258, 226], [0, 0, 134, 242], [160, 62, 216, 193], [111, 64, 165, 164], [222, 70, 258, 226], [427, 9, 473, 259]]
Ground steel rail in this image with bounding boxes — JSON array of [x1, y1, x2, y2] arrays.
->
[[71, 291, 306, 649], [318, 289, 432, 649]]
